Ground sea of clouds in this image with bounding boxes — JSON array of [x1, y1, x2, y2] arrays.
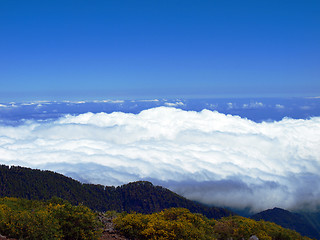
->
[[1, 106, 320, 213]]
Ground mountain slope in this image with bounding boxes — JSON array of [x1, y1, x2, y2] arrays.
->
[[0, 165, 231, 219], [251, 207, 320, 239]]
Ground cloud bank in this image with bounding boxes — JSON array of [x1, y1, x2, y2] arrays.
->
[[0, 107, 320, 213]]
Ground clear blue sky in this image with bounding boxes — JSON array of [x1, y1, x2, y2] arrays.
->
[[0, 0, 319, 101]]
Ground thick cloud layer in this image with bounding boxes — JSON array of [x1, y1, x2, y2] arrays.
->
[[0, 107, 320, 213]]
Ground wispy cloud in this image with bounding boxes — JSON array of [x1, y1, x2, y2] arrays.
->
[[242, 102, 265, 109], [275, 104, 285, 109], [164, 101, 185, 107], [0, 107, 319, 213]]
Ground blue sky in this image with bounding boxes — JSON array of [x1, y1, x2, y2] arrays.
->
[[1, 0, 319, 101], [1, 1, 320, 213]]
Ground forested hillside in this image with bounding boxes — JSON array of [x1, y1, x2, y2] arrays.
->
[[251, 208, 320, 239], [0, 165, 231, 219]]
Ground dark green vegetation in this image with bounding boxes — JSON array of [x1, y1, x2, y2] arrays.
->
[[0, 197, 101, 240], [0, 165, 231, 219], [113, 208, 312, 240], [252, 208, 320, 240]]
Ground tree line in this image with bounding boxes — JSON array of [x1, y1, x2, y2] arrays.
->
[[0, 165, 231, 219]]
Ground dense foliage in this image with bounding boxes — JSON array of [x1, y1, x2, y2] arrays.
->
[[0, 197, 102, 240], [114, 208, 216, 240], [113, 208, 312, 240], [0, 165, 231, 219]]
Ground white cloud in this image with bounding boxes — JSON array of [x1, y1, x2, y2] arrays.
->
[[21, 101, 52, 106], [242, 102, 265, 109], [307, 96, 320, 99], [164, 101, 185, 107], [0, 107, 320, 213], [227, 102, 233, 109], [63, 100, 87, 104], [275, 104, 285, 109], [137, 99, 160, 102], [105, 100, 125, 103]]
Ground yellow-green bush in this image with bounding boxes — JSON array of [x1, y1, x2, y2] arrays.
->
[[0, 197, 102, 240], [51, 202, 102, 240], [114, 208, 216, 240]]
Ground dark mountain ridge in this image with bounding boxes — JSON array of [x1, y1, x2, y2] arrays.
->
[[251, 207, 320, 239], [0, 165, 231, 219]]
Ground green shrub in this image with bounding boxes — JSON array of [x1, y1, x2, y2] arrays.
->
[[0, 197, 102, 240], [51, 202, 102, 240], [114, 208, 215, 240]]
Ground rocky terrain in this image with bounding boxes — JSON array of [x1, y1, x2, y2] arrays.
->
[[98, 213, 128, 240]]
